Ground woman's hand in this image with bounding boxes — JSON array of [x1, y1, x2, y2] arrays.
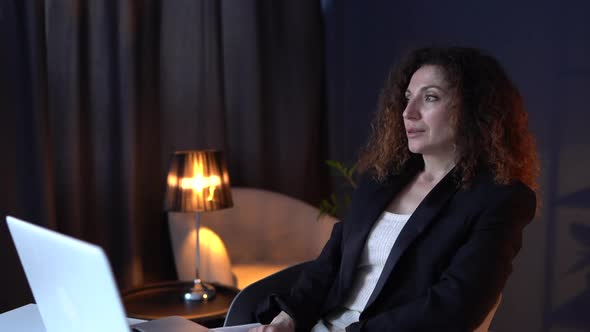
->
[[248, 325, 293, 332], [248, 311, 295, 332]]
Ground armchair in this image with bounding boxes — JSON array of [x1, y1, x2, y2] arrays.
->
[[199, 187, 337, 289]]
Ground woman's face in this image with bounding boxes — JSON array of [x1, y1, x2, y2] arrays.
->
[[403, 65, 456, 157]]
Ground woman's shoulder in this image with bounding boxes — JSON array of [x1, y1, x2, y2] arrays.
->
[[463, 168, 536, 216], [469, 168, 534, 196]]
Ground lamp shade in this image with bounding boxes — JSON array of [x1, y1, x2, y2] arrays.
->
[[164, 150, 233, 212]]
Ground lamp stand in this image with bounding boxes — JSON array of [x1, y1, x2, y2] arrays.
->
[[183, 211, 216, 301]]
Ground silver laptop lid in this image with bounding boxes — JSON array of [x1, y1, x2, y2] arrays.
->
[[6, 216, 130, 332]]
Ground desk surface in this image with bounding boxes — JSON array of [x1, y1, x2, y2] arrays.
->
[[0, 303, 260, 332], [0, 304, 145, 332], [122, 281, 239, 326]]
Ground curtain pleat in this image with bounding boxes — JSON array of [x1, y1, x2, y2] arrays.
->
[[0, 0, 327, 312]]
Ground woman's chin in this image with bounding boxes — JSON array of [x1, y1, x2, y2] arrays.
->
[[408, 145, 423, 154]]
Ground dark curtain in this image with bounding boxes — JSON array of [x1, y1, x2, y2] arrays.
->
[[0, 0, 327, 313]]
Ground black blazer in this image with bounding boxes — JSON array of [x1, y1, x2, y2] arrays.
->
[[257, 160, 536, 332]]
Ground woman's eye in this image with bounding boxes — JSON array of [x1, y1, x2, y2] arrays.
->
[[425, 95, 438, 102]]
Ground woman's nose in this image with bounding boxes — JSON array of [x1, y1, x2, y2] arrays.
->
[[403, 99, 419, 119]]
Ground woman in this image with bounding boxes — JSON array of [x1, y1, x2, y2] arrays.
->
[[251, 47, 538, 332]]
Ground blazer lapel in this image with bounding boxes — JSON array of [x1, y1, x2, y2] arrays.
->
[[363, 166, 461, 311], [338, 169, 417, 296]]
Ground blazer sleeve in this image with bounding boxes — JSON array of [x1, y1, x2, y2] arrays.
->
[[256, 220, 344, 329], [346, 183, 536, 332]]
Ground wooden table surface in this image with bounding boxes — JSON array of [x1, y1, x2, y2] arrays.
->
[[122, 281, 239, 326]]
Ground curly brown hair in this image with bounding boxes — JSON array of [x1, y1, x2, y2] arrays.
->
[[357, 47, 539, 191]]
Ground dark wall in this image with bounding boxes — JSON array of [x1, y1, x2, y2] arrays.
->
[[322, 0, 590, 331]]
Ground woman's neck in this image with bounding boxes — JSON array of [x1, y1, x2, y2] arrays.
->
[[419, 154, 456, 184]]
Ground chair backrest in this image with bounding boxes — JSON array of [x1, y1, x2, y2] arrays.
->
[[473, 293, 502, 332], [224, 262, 309, 326], [167, 217, 235, 285], [201, 187, 337, 265]]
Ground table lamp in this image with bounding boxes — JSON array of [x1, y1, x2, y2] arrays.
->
[[164, 150, 233, 301]]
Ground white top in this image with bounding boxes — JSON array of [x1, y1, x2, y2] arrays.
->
[[312, 211, 411, 332]]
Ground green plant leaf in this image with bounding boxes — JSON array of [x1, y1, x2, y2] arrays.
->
[[317, 159, 358, 220]]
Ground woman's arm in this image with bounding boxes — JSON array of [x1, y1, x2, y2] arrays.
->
[[256, 221, 345, 329]]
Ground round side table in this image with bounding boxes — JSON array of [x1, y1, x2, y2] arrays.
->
[[122, 281, 239, 328]]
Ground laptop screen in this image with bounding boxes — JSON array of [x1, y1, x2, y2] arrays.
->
[[6, 216, 131, 332]]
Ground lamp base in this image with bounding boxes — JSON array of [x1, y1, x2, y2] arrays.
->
[[183, 279, 216, 301]]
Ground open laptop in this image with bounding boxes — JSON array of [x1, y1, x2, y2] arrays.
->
[[5, 215, 215, 332], [6, 215, 138, 331]]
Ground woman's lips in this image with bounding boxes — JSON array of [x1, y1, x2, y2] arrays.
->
[[406, 129, 425, 138]]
